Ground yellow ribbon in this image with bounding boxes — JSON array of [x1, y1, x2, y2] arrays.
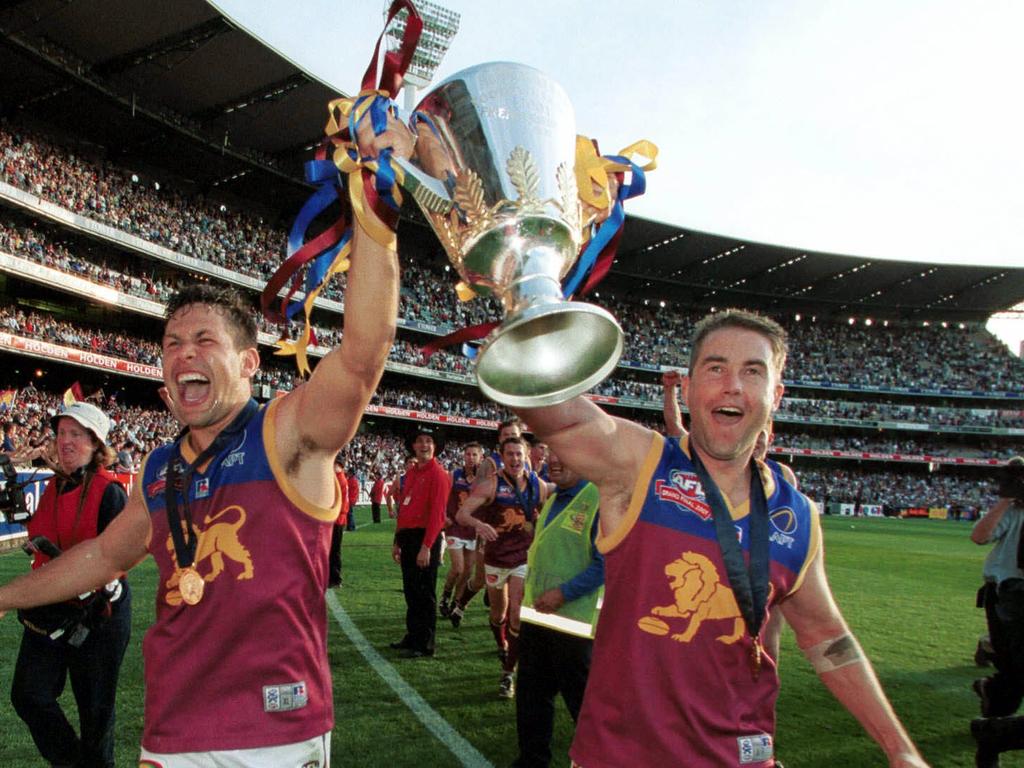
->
[[575, 136, 659, 212]]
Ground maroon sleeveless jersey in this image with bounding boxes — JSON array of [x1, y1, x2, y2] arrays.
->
[[139, 399, 340, 752]]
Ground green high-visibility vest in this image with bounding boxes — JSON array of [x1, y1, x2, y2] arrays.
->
[[521, 482, 603, 638]]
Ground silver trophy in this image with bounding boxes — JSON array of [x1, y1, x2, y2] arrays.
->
[[394, 61, 624, 408]]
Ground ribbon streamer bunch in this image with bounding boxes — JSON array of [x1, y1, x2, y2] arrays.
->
[[260, 0, 422, 376]]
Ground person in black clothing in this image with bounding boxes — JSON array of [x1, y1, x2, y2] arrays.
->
[[10, 401, 131, 768]]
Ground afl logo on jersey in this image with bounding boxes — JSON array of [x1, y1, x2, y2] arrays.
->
[[769, 507, 797, 548], [769, 507, 797, 535], [654, 470, 711, 520]]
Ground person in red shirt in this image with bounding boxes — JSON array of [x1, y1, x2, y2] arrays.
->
[[369, 469, 386, 524], [328, 456, 351, 588], [12, 401, 131, 768], [390, 427, 451, 658], [345, 470, 360, 531]]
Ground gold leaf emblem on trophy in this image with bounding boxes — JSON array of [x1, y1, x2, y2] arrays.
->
[[454, 168, 487, 220], [508, 146, 546, 215]]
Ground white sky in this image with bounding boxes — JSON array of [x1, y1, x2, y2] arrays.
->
[[211, 0, 1024, 353]]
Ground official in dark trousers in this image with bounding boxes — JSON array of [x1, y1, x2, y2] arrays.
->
[[328, 456, 351, 588], [513, 450, 604, 768], [390, 427, 450, 658], [11, 401, 131, 768]]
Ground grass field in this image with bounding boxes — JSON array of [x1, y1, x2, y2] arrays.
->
[[0, 513, 1014, 767]]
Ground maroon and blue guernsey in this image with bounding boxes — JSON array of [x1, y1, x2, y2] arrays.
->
[[139, 398, 339, 753], [570, 434, 818, 768], [447, 466, 477, 540], [477, 470, 543, 568]]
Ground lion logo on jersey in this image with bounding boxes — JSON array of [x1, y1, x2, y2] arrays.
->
[[637, 552, 744, 644], [164, 505, 254, 606]]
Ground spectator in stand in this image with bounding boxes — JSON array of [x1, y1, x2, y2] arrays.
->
[[1, 420, 23, 455]]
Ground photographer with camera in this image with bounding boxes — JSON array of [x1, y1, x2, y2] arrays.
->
[[9, 401, 131, 768], [970, 456, 1024, 766]]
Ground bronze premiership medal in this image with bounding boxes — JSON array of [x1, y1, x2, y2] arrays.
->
[[750, 636, 763, 680], [178, 566, 205, 606]]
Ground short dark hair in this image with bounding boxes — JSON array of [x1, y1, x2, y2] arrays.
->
[[500, 436, 527, 454], [463, 441, 484, 452], [497, 417, 522, 438], [689, 308, 788, 375], [165, 285, 258, 350]]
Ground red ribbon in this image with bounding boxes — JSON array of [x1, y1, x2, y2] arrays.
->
[[363, 0, 423, 98], [420, 321, 500, 362]]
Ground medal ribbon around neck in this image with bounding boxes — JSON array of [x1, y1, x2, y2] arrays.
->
[[163, 400, 259, 595], [687, 444, 771, 677], [503, 469, 536, 521]]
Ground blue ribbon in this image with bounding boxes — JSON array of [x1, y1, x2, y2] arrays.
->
[[560, 155, 648, 299], [282, 159, 345, 320], [347, 94, 403, 213]]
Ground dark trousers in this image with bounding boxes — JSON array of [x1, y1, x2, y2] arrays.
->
[[11, 588, 132, 768], [983, 578, 1024, 714], [346, 505, 357, 531], [329, 525, 344, 587], [396, 527, 441, 653], [371, 502, 382, 524], [513, 622, 593, 768]]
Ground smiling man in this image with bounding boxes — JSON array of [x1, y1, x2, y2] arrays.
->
[[0, 119, 405, 766], [515, 308, 928, 768], [457, 436, 549, 699]]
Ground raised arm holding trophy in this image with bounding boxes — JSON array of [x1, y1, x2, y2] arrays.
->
[[263, 2, 655, 410]]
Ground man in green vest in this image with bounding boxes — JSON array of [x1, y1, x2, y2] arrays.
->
[[514, 450, 604, 767]]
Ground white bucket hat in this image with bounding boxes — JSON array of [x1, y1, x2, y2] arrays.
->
[[51, 402, 111, 444]]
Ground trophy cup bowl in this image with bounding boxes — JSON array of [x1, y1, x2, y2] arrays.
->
[[394, 61, 624, 408]]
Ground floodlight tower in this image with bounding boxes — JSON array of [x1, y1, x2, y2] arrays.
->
[[385, 0, 461, 112]]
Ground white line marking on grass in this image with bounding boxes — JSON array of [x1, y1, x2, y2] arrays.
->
[[326, 590, 494, 768]]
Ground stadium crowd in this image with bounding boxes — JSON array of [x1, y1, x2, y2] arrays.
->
[[0, 384, 178, 466], [3, 121, 1024, 393], [797, 466, 995, 517], [0, 120, 1019, 519]]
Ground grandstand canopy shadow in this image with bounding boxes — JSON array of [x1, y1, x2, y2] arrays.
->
[[1, 0, 1022, 322]]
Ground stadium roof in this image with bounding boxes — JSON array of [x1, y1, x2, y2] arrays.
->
[[1, 0, 1022, 321]]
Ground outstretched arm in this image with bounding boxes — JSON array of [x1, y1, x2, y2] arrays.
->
[[277, 114, 414, 459], [0, 483, 151, 616], [273, 115, 414, 508], [517, 397, 651, 534], [780, 542, 928, 768]]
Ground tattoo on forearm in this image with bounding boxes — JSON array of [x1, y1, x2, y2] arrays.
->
[[822, 636, 861, 667], [807, 634, 863, 673]]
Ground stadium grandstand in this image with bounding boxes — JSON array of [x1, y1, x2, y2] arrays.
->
[[0, 0, 1022, 528]]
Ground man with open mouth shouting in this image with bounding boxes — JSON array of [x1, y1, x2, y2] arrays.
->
[[0, 115, 410, 768]]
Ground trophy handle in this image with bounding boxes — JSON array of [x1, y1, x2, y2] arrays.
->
[[392, 156, 454, 214]]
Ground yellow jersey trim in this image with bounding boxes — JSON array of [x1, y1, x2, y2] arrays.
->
[[263, 398, 342, 523], [788, 499, 821, 596]]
